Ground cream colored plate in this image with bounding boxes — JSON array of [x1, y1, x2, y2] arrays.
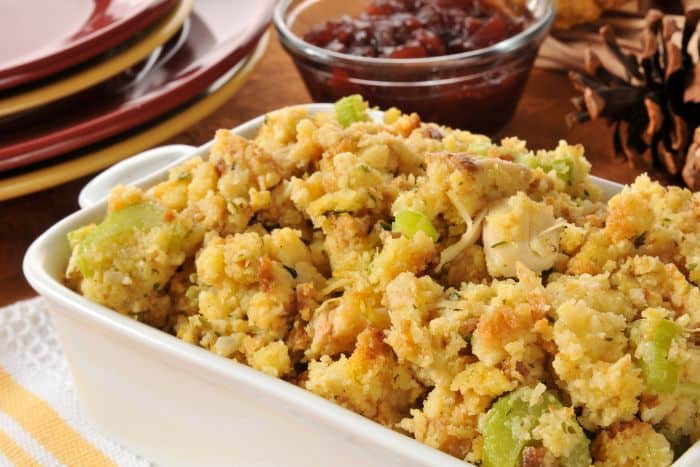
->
[[0, 32, 269, 201], [0, 0, 192, 118]]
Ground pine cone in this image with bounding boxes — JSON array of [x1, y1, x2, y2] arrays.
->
[[566, 7, 700, 189]]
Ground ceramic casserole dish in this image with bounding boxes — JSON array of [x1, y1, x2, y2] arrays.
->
[[23, 104, 700, 467]]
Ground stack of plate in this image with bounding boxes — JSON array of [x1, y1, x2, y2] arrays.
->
[[0, 0, 275, 201]]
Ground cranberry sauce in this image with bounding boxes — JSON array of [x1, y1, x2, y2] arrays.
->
[[303, 0, 527, 59]]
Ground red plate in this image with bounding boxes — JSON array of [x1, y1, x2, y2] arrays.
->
[[0, 0, 274, 173], [0, 0, 179, 91]]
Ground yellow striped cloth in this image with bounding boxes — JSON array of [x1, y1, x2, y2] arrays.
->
[[0, 298, 147, 467]]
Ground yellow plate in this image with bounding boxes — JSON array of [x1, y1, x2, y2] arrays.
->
[[0, 32, 269, 202], [0, 0, 192, 118]]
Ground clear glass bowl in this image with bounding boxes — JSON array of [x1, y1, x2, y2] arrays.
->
[[274, 0, 555, 134]]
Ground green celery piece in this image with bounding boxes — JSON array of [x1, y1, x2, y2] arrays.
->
[[641, 319, 681, 394], [335, 95, 369, 128], [549, 158, 575, 184], [482, 389, 557, 467], [392, 209, 439, 242], [561, 435, 592, 467], [77, 202, 163, 277], [514, 153, 574, 183], [538, 158, 574, 183], [482, 389, 590, 467]]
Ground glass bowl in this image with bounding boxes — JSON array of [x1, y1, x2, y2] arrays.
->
[[274, 0, 555, 134]]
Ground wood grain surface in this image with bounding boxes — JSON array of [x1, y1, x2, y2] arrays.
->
[[0, 30, 672, 306]]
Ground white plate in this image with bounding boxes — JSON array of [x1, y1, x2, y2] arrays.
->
[[24, 104, 700, 467]]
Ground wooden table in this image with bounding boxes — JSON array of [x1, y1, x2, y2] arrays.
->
[[0, 31, 669, 307]]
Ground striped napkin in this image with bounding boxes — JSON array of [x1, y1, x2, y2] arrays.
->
[[0, 298, 148, 467]]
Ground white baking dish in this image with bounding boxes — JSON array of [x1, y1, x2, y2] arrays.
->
[[23, 104, 700, 467]]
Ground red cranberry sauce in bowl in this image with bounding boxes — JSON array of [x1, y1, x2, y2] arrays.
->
[[275, 0, 554, 134], [303, 0, 528, 59]]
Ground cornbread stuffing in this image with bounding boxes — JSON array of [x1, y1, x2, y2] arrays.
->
[[66, 99, 700, 466]]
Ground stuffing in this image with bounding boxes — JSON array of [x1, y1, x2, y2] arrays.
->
[[552, 300, 643, 429], [305, 327, 423, 426], [305, 280, 385, 358], [592, 421, 673, 467], [569, 175, 700, 285], [398, 384, 483, 461], [66, 102, 700, 466], [470, 266, 551, 385]]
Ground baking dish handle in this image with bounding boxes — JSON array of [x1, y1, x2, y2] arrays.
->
[[78, 144, 195, 209]]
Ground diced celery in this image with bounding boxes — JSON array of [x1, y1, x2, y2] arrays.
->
[[538, 158, 574, 183], [514, 153, 574, 183], [561, 436, 592, 467], [392, 209, 439, 242], [640, 319, 681, 394], [76, 202, 163, 277], [482, 389, 590, 467], [548, 158, 575, 184], [482, 391, 535, 467], [335, 94, 369, 128]]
